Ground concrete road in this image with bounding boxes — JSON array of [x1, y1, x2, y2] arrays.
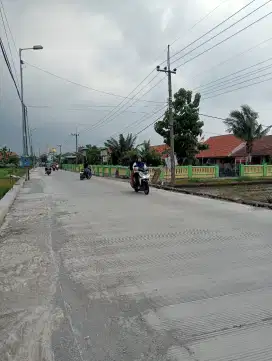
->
[[1, 168, 272, 361]]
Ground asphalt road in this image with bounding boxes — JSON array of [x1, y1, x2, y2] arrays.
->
[[1, 168, 272, 361]]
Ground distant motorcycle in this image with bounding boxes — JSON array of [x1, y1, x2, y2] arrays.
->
[[45, 167, 52, 176], [131, 167, 150, 195], [80, 169, 92, 180]]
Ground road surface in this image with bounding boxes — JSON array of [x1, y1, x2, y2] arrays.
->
[[0, 168, 272, 361]]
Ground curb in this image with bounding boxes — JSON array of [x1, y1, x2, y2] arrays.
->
[[151, 184, 272, 210], [0, 177, 26, 226]]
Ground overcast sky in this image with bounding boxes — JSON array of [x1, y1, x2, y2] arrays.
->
[[0, 0, 272, 154]]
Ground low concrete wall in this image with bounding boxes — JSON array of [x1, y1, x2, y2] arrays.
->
[[0, 177, 26, 226]]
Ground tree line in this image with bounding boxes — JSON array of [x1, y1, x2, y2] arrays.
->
[[40, 86, 270, 166]]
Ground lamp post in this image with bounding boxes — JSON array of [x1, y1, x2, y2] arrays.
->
[[19, 45, 43, 156]]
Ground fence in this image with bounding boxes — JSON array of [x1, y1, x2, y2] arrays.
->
[[62, 163, 272, 181], [240, 164, 272, 177], [62, 164, 219, 180]]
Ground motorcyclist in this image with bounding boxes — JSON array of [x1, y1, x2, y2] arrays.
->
[[132, 156, 147, 188], [83, 161, 91, 178], [45, 163, 51, 174]]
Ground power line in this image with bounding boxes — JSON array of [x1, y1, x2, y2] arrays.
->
[[174, 0, 271, 68], [175, 10, 272, 69], [157, 0, 234, 67], [27, 104, 153, 115], [135, 111, 271, 141], [188, 36, 272, 85], [27, 103, 160, 109], [171, 0, 233, 47], [202, 74, 272, 100], [92, 1, 235, 129], [24, 62, 165, 104], [0, 0, 18, 53], [135, 112, 166, 137], [87, 76, 167, 133], [81, 101, 167, 135], [87, 71, 162, 127], [201, 65, 272, 95], [85, 73, 163, 132], [199, 112, 270, 128], [170, 0, 259, 64], [0, 4, 19, 87], [109, 104, 168, 138], [195, 56, 272, 91], [0, 36, 21, 101]]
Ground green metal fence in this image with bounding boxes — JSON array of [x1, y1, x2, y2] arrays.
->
[[62, 164, 219, 180], [62, 163, 272, 181]]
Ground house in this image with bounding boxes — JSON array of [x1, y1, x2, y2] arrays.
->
[[196, 134, 244, 165], [232, 135, 272, 164], [150, 144, 170, 159], [100, 148, 110, 164], [0, 151, 18, 162]]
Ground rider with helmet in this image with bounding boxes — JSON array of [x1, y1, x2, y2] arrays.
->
[[132, 156, 147, 188]]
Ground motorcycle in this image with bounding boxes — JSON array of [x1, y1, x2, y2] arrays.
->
[[80, 169, 92, 180], [45, 168, 52, 176], [131, 167, 150, 195]]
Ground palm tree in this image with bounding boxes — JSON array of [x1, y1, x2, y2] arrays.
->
[[138, 140, 150, 159], [104, 133, 137, 164], [224, 105, 271, 163], [137, 140, 162, 166]]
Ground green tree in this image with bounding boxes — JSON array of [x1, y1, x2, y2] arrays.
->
[[40, 154, 48, 163], [224, 104, 271, 163], [7, 154, 19, 166], [137, 140, 162, 166], [86, 145, 101, 165], [154, 88, 207, 164], [0, 146, 8, 165], [104, 133, 137, 165]]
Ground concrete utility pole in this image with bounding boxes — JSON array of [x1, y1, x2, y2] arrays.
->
[[70, 132, 79, 164], [156, 45, 177, 185], [19, 45, 43, 156]]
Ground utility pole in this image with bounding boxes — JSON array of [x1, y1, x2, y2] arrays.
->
[[57, 144, 62, 166], [156, 45, 177, 185], [19, 49, 26, 155], [19, 45, 43, 156], [70, 132, 79, 164]]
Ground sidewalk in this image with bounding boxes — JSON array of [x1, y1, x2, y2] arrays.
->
[[0, 169, 60, 361]]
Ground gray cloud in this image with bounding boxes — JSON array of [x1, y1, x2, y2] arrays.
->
[[0, 0, 272, 154]]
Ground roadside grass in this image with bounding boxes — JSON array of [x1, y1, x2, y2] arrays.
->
[[0, 168, 26, 199]]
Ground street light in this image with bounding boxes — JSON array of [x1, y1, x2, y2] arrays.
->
[[19, 45, 43, 156]]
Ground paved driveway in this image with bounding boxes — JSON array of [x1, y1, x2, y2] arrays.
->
[[0, 168, 272, 360]]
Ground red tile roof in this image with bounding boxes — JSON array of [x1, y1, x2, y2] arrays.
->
[[232, 135, 272, 157], [196, 134, 243, 158], [150, 144, 170, 159]]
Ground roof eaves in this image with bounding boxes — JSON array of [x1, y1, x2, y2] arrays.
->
[[229, 141, 245, 156]]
